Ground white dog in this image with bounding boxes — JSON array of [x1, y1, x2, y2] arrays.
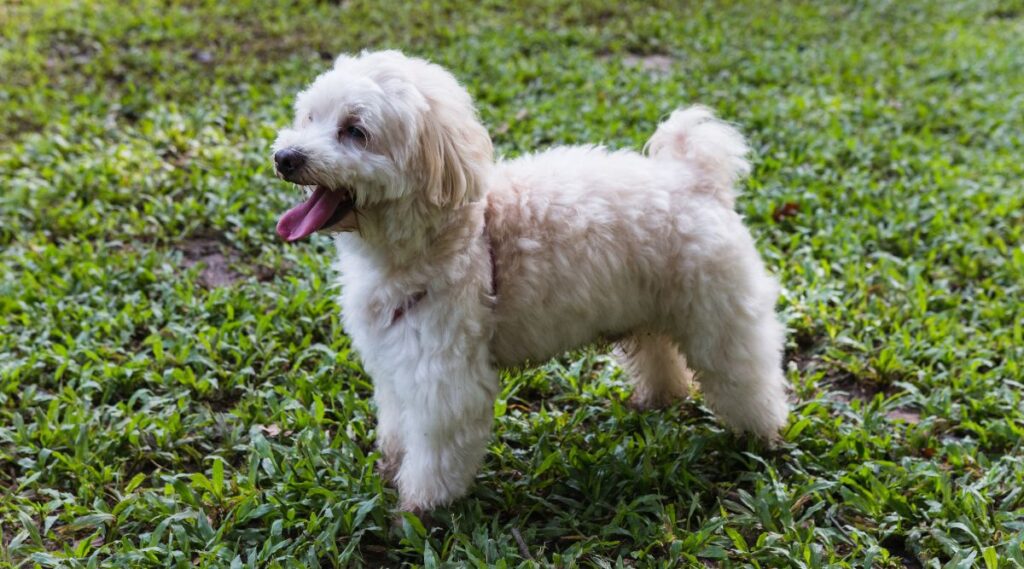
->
[[272, 50, 788, 513]]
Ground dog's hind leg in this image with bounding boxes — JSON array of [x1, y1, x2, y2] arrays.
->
[[681, 314, 788, 440], [674, 264, 789, 440], [615, 333, 693, 410]]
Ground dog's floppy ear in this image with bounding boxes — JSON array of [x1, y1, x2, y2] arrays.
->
[[415, 98, 493, 208]]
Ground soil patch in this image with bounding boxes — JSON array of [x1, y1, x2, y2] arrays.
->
[[177, 236, 243, 288]]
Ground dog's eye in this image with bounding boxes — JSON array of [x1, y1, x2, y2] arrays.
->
[[341, 124, 367, 144]]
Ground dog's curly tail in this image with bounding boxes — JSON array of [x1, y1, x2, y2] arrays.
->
[[645, 105, 750, 203]]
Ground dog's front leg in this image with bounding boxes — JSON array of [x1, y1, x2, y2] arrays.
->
[[372, 380, 405, 484], [389, 350, 498, 514]]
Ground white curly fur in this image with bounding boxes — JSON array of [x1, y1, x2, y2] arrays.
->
[[272, 50, 789, 512]]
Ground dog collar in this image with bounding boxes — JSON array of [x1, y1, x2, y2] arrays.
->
[[390, 290, 426, 325], [390, 224, 498, 326]]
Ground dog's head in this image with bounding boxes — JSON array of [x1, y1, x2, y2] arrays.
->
[[272, 50, 493, 242]]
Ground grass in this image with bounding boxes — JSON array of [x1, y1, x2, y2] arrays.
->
[[1, 0, 1023, 566]]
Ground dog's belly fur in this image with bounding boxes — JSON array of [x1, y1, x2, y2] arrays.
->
[[485, 145, 746, 368]]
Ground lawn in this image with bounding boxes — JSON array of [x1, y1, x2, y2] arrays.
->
[[1, 0, 1023, 566]]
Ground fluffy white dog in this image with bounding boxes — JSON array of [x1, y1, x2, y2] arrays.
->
[[272, 50, 788, 513]]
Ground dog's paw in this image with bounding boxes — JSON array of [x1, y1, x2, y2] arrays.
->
[[627, 391, 678, 411], [626, 381, 692, 411], [390, 507, 439, 535], [376, 455, 401, 485]]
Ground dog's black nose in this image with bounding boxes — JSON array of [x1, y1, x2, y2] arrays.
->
[[274, 148, 305, 177]]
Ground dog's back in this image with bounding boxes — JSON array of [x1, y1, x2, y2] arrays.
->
[[484, 108, 755, 367]]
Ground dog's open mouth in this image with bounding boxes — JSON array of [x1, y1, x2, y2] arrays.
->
[[276, 186, 356, 242]]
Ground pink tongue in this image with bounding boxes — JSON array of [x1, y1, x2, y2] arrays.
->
[[276, 186, 346, 242]]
